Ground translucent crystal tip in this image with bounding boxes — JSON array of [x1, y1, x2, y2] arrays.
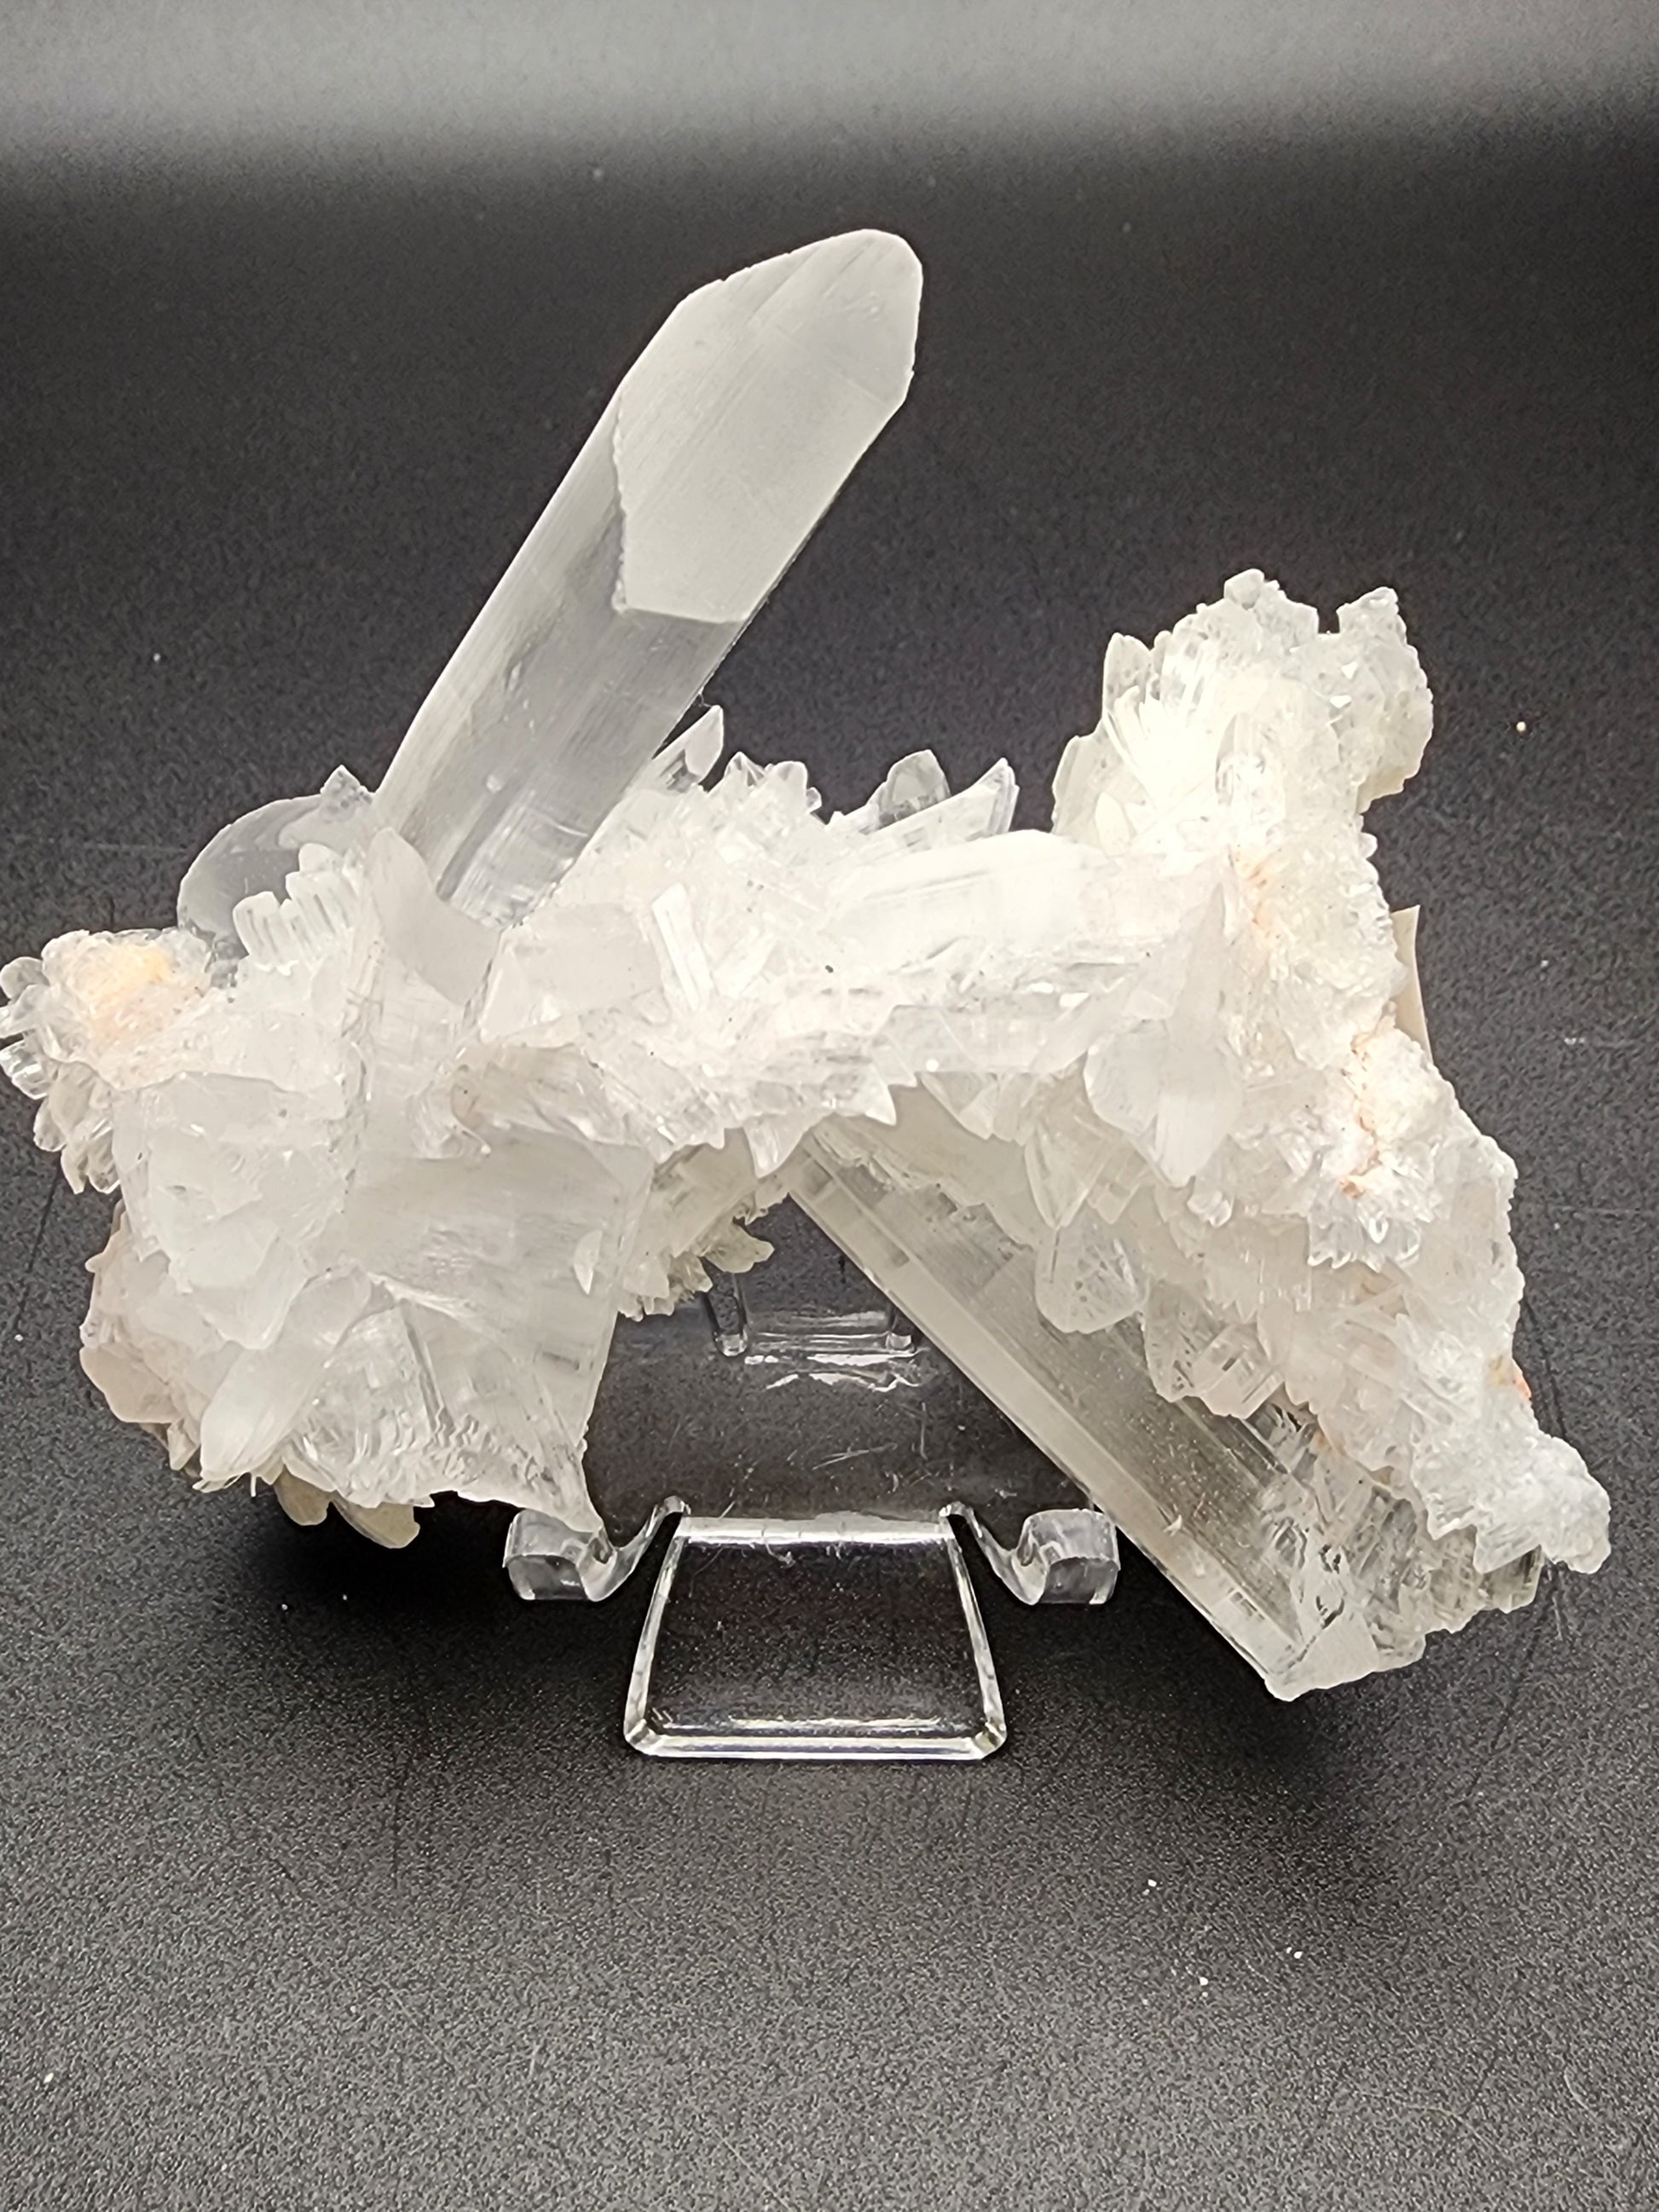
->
[[613, 228, 923, 626]]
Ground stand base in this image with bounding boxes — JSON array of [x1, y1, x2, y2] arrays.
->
[[624, 1514, 1006, 1762], [507, 1500, 1119, 1763], [504, 1207, 1121, 1759]]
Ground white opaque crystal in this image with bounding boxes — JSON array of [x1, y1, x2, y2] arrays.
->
[[0, 230, 1606, 1697], [0, 570, 1607, 1691]]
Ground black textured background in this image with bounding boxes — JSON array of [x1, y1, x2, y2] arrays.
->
[[2, 28, 1658, 2211]]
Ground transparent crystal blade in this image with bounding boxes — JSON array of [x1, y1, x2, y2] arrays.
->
[[377, 229, 922, 926], [788, 1121, 1543, 1698]]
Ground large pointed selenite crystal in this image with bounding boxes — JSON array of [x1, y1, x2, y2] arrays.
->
[[0, 233, 1606, 1695], [379, 228, 922, 926]]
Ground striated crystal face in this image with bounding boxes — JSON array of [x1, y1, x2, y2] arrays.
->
[[789, 1119, 1546, 1697], [376, 228, 922, 927], [0, 233, 1605, 1690]]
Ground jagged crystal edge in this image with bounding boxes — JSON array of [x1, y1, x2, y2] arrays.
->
[[0, 574, 1607, 1684], [789, 1120, 1544, 1698]]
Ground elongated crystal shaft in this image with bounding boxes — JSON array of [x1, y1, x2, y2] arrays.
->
[[377, 229, 922, 926], [787, 1121, 1545, 1699]]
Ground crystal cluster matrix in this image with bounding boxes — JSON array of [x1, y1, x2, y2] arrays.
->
[[0, 231, 1607, 1693]]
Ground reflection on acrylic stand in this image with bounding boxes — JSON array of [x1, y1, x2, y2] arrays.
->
[[505, 1204, 1119, 1760]]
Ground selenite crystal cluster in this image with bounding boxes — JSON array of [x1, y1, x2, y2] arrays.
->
[[0, 231, 1607, 1693]]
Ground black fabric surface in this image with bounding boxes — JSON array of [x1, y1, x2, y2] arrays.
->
[[1, 117, 1656, 2212]]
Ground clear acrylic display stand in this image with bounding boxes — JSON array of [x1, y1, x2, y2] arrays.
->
[[505, 1204, 1119, 1760]]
